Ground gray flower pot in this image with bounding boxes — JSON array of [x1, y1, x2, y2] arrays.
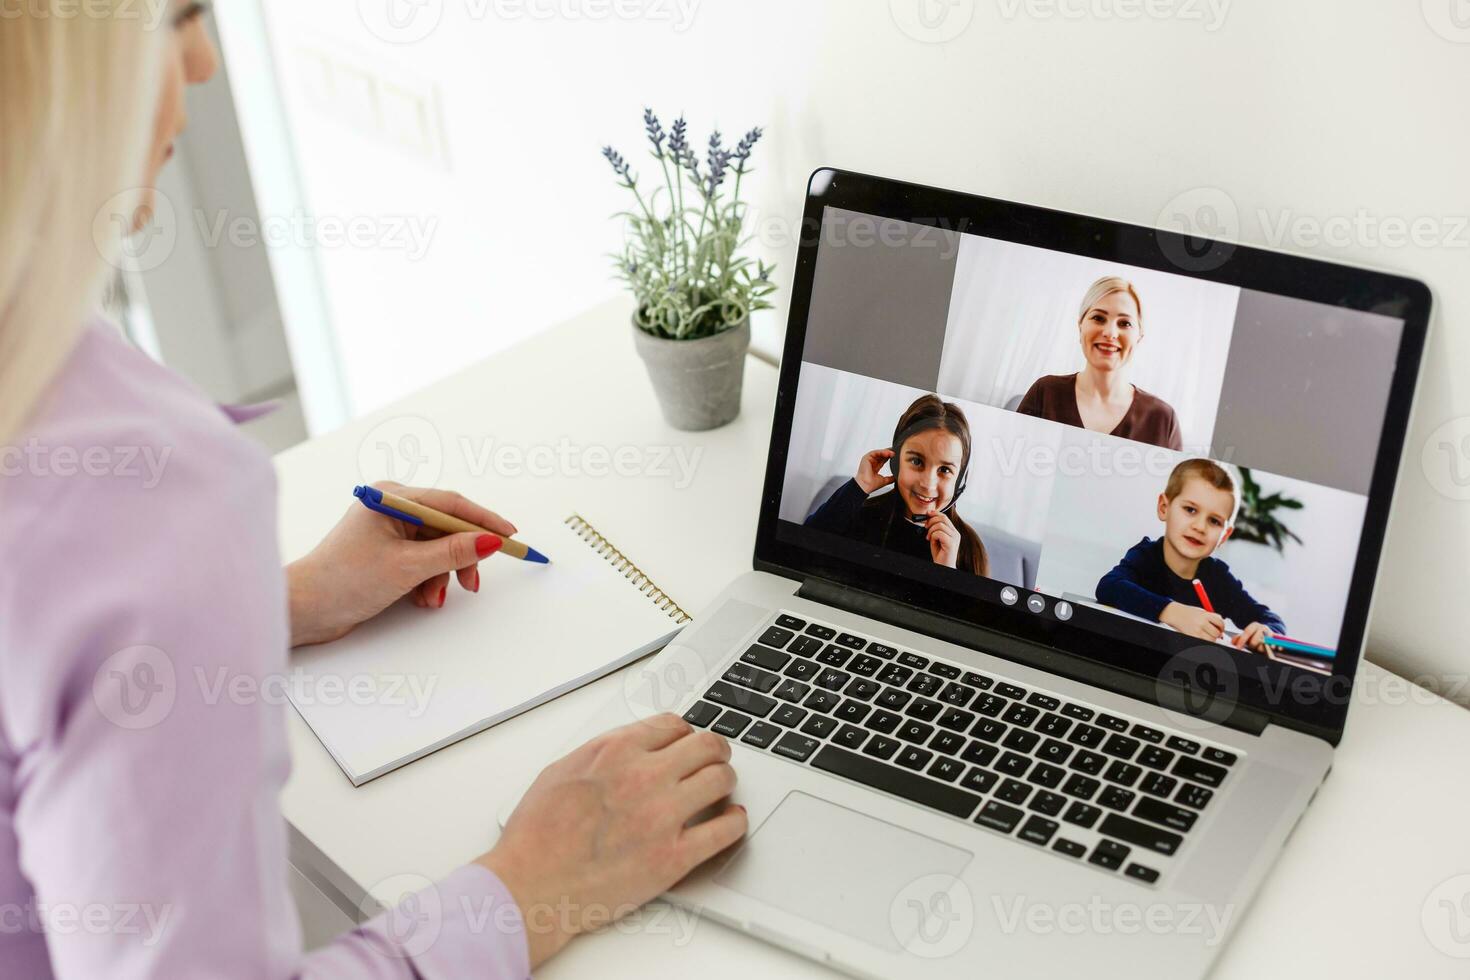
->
[[632, 316, 749, 431]]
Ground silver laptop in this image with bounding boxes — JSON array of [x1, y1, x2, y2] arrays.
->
[[508, 168, 1432, 978]]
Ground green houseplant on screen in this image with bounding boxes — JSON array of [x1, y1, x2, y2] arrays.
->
[[603, 110, 776, 431]]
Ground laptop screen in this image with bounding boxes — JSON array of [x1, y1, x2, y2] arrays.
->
[[758, 171, 1430, 739]]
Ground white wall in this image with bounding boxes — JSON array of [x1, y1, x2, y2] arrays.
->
[[231, 0, 1470, 690]]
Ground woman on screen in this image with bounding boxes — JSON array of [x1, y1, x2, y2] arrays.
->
[[1016, 275, 1183, 450], [806, 394, 990, 575]]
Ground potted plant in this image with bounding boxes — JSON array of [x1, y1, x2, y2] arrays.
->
[[602, 109, 776, 430], [1230, 467, 1304, 552]]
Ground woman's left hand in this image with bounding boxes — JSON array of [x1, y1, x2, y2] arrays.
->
[[286, 482, 518, 647], [924, 512, 960, 568]]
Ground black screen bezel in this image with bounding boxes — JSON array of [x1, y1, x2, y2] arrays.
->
[[753, 167, 1432, 744]]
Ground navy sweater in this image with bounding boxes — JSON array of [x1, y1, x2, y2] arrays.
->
[[1095, 536, 1286, 634]]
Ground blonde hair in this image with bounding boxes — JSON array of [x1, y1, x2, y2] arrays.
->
[[1164, 458, 1240, 525], [1077, 276, 1144, 331], [0, 3, 164, 441]]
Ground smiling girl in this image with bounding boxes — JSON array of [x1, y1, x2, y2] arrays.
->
[[1016, 275, 1183, 450], [805, 394, 990, 575]]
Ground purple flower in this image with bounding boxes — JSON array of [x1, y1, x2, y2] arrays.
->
[[643, 108, 665, 154], [733, 127, 763, 172], [668, 117, 689, 166], [602, 146, 632, 182]]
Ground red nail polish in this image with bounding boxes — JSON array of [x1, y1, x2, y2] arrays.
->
[[438, 585, 447, 607], [475, 534, 502, 558], [472, 568, 480, 593]]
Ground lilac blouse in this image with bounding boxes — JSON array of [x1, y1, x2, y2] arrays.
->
[[0, 321, 529, 978]]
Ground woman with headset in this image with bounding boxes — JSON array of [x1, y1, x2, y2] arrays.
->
[[806, 394, 990, 575]]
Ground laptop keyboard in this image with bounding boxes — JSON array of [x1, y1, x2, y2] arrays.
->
[[681, 612, 1241, 886]]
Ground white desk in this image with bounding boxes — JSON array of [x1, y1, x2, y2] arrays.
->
[[275, 299, 1470, 977]]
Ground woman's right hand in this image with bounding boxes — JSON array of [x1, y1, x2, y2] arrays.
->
[[478, 714, 747, 969], [856, 448, 897, 494]]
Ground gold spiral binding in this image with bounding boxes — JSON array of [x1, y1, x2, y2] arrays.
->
[[564, 514, 692, 624]]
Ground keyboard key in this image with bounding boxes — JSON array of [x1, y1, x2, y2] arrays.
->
[[907, 673, 944, 697], [775, 614, 806, 631], [1001, 729, 1040, 753], [1097, 713, 1130, 732], [772, 732, 820, 762], [1134, 796, 1199, 833], [1102, 734, 1141, 759], [804, 624, 836, 640], [997, 752, 1032, 777], [898, 652, 929, 670], [833, 724, 868, 750], [684, 701, 720, 727], [1019, 815, 1059, 846], [1003, 703, 1040, 727], [845, 678, 882, 701], [1099, 813, 1183, 856], [1070, 749, 1107, 775], [784, 659, 820, 682], [789, 636, 824, 658], [1063, 801, 1102, 829], [713, 711, 752, 738], [962, 671, 993, 689], [898, 698, 940, 725], [876, 664, 914, 687], [1175, 783, 1214, 810], [1036, 713, 1071, 738], [898, 720, 935, 744], [896, 746, 933, 771], [815, 668, 851, 692], [772, 704, 807, 728], [1166, 736, 1201, 755], [1028, 790, 1067, 817], [961, 741, 999, 768], [1202, 747, 1238, 767], [1028, 763, 1065, 789], [803, 690, 840, 713], [848, 654, 883, 677], [868, 642, 898, 659], [724, 662, 780, 693], [1067, 724, 1105, 748], [940, 682, 976, 707], [877, 687, 912, 711], [758, 626, 795, 648], [1062, 773, 1100, 800], [1125, 863, 1160, 884], [742, 721, 781, 749], [1026, 693, 1061, 711], [930, 730, 966, 756], [937, 707, 975, 732], [1140, 773, 1178, 798], [741, 644, 790, 671], [704, 681, 776, 717], [866, 709, 902, 734], [961, 767, 998, 794], [996, 778, 1032, 804], [816, 646, 853, 667], [812, 745, 982, 818], [1053, 838, 1087, 859], [996, 683, 1026, 700], [1105, 761, 1142, 787], [1099, 786, 1135, 811], [973, 694, 1006, 717], [971, 718, 1006, 742], [928, 756, 965, 782], [1138, 746, 1175, 771], [834, 700, 872, 725], [929, 662, 961, 680], [1173, 756, 1229, 788], [863, 735, 900, 760], [773, 679, 811, 703], [1131, 724, 1164, 744], [975, 801, 1025, 833], [835, 632, 866, 649], [1037, 739, 1072, 764], [801, 715, 838, 738], [1089, 839, 1130, 870], [1061, 703, 1095, 721]]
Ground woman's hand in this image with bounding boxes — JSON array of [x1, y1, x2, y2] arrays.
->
[[286, 482, 517, 646], [924, 512, 960, 568], [479, 714, 747, 969], [1160, 601, 1226, 642], [856, 448, 896, 495]]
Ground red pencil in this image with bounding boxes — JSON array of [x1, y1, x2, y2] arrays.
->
[[1191, 578, 1215, 613]]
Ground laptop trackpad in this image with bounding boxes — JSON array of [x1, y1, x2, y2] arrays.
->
[[714, 791, 973, 953]]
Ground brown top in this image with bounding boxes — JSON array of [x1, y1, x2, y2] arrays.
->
[[1016, 373, 1183, 450]]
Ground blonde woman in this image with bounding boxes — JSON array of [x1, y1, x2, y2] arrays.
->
[[1015, 275, 1183, 450], [0, 4, 744, 977]]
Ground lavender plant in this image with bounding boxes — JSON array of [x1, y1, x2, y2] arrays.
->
[[603, 109, 776, 340]]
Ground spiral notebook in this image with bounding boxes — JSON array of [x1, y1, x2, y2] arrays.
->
[[289, 512, 690, 785]]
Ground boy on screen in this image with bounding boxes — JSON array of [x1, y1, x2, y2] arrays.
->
[[1096, 459, 1285, 652]]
